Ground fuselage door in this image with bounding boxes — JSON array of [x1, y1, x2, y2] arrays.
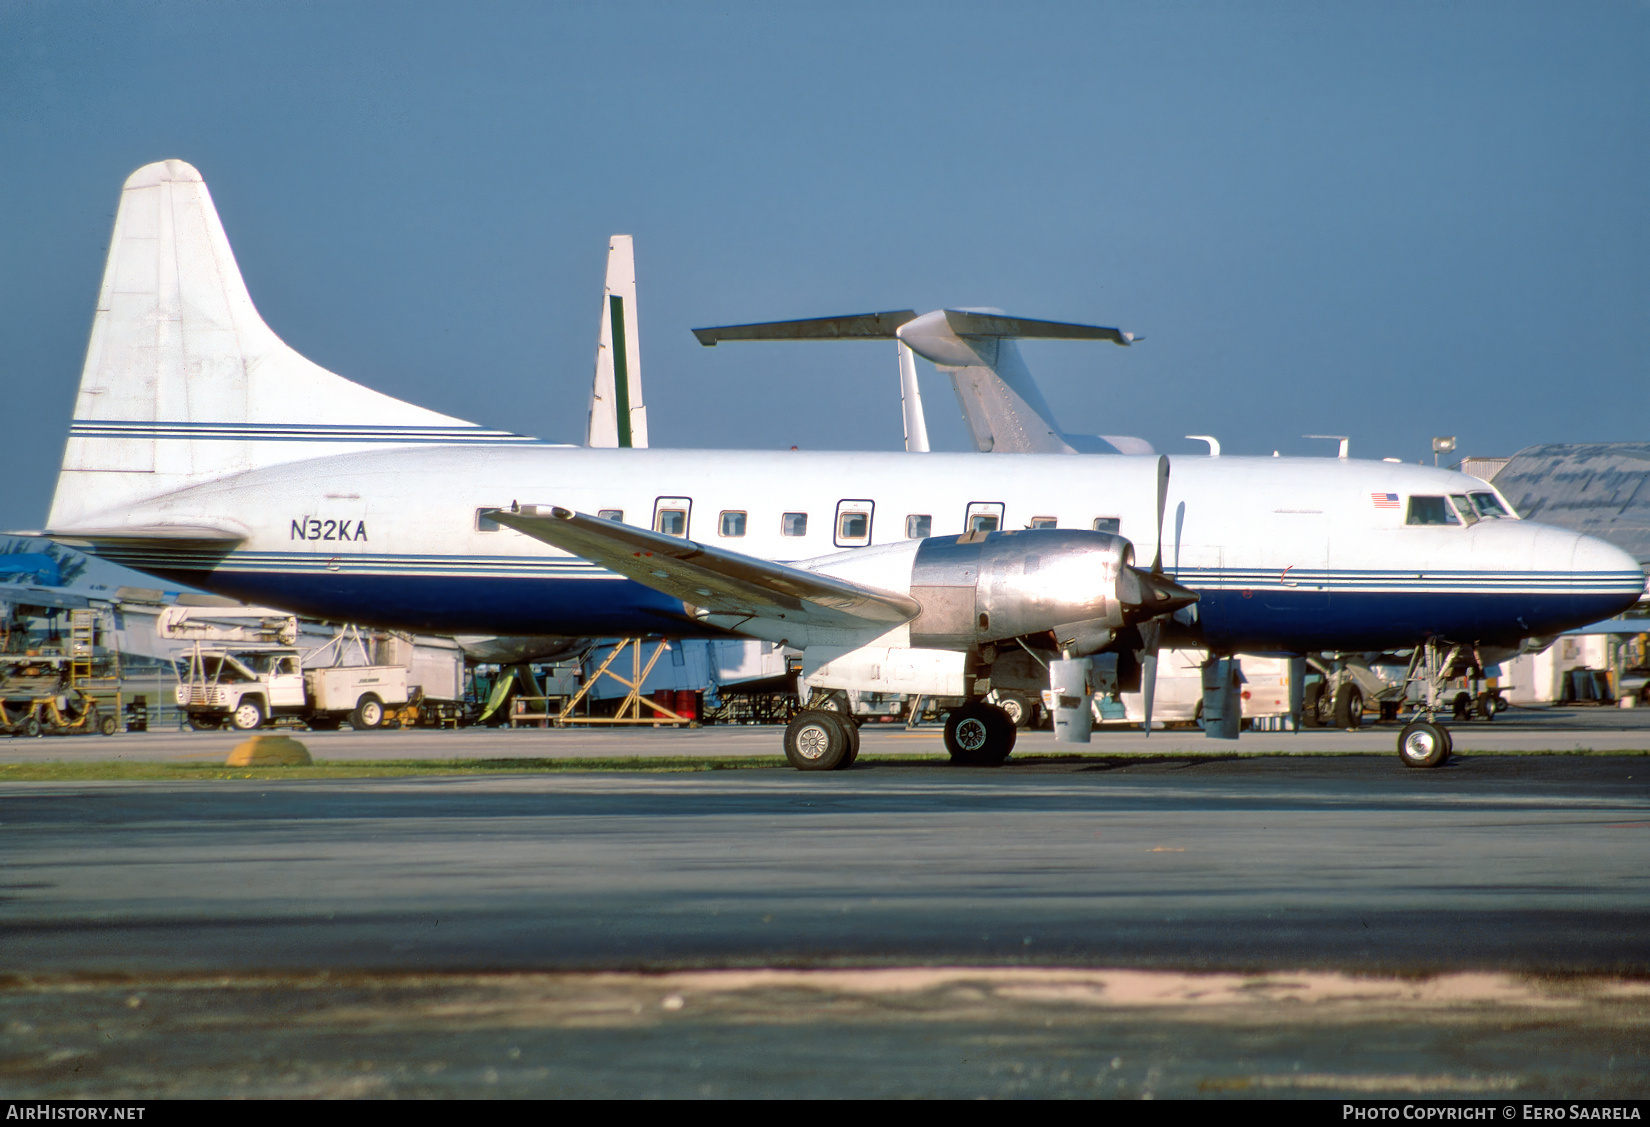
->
[[653, 496, 692, 538], [835, 499, 875, 548]]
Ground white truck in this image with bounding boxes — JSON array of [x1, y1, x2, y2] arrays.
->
[[178, 643, 410, 731]]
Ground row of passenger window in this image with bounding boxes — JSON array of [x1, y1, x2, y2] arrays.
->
[[478, 493, 1511, 539], [477, 505, 1123, 542]]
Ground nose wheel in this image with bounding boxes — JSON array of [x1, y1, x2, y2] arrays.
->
[[1397, 718, 1453, 768]]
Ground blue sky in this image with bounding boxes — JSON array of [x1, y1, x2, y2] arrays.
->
[[1, 1, 1645, 530]]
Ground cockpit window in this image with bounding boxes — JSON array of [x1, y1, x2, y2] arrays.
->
[[1406, 495, 1460, 526], [1449, 495, 1479, 526], [1470, 492, 1511, 519]]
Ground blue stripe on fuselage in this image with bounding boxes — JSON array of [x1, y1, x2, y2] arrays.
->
[[1195, 586, 1636, 651], [140, 569, 705, 637], [128, 565, 1642, 650]]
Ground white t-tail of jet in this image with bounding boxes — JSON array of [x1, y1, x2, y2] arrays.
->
[[691, 308, 1155, 455]]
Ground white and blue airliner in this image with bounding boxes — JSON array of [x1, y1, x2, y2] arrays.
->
[[34, 161, 1646, 769]]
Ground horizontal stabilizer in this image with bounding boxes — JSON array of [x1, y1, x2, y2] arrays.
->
[[46, 523, 246, 549], [941, 310, 1134, 345], [693, 311, 917, 346], [491, 506, 919, 631], [692, 303, 1140, 457], [692, 309, 1133, 347]]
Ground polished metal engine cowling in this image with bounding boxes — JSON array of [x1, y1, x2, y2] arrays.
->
[[907, 529, 1140, 653]]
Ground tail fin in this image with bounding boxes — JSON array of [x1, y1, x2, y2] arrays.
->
[[689, 306, 1148, 455], [48, 160, 526, 532], [585, 235, 648, 448]]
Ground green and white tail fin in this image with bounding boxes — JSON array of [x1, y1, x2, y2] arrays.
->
[[585, 235, 648, 448], [48, 160, 529, 533]]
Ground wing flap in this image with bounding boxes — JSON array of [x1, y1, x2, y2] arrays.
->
[[491, 506, 920, 630]]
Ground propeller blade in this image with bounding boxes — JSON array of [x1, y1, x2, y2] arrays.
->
[[1151, 455, 1169, 574], [1140, 454, 1176, 736], [1139, 618, 1163, 736]]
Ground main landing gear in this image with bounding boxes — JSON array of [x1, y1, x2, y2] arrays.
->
[[783, 709, 860, 771], [785, 696, 1015, 769], [943, 701, 1016, 766]]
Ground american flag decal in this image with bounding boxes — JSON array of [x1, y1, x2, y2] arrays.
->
[[1371, 492, 1400, 509]]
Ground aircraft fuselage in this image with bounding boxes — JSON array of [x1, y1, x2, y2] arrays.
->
[[60, 446, 1645, 654]]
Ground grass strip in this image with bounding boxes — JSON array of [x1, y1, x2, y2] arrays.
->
[[0, 757, 805, 781], [1, 747, 1647, 783]]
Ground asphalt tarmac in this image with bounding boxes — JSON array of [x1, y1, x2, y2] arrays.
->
[[4, 732, 1647, 1097], [4, 752, 1648, 973]]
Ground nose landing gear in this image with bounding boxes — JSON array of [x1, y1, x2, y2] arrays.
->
[[1395, 640, 1471, 769], [1397, 718, 1452, 768]]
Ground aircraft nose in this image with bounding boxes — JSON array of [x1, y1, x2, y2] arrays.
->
[[1569, 530, 1643, 576]]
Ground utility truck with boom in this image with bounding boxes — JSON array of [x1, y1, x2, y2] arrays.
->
[[164, 608, 410, 730]]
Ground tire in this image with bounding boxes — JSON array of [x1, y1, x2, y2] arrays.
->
[[21, 716, 40, 738], [837, 710, 861, 769], [816, 691, 850, 715], [944, 702, 1014, 766], [351, 694, 385, 730], [1301, 682, 1324, 728], [995, 691, 1032, 729], [989, 705, 1018, 755], [1397, 720, 1449, 768], [229, 698, 266, 731], [1475, 693, 1495, 721], [1333, 685, 1363, 730], [1451, 691, 1472, 721], [98, 714, 118, 736], [784, 709, 851, 771], [1496, 694, 1511, 714]]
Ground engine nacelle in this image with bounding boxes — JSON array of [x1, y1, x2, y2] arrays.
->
[[802, 529, 1199, 698], [902, 529, 1193, 656]]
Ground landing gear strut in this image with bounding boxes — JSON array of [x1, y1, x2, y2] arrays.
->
[[944, 701, 1016, 766], [1395, 639, 1469, 769]]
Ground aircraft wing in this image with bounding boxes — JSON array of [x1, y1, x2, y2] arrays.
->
[[490, 506, 920, 630]]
